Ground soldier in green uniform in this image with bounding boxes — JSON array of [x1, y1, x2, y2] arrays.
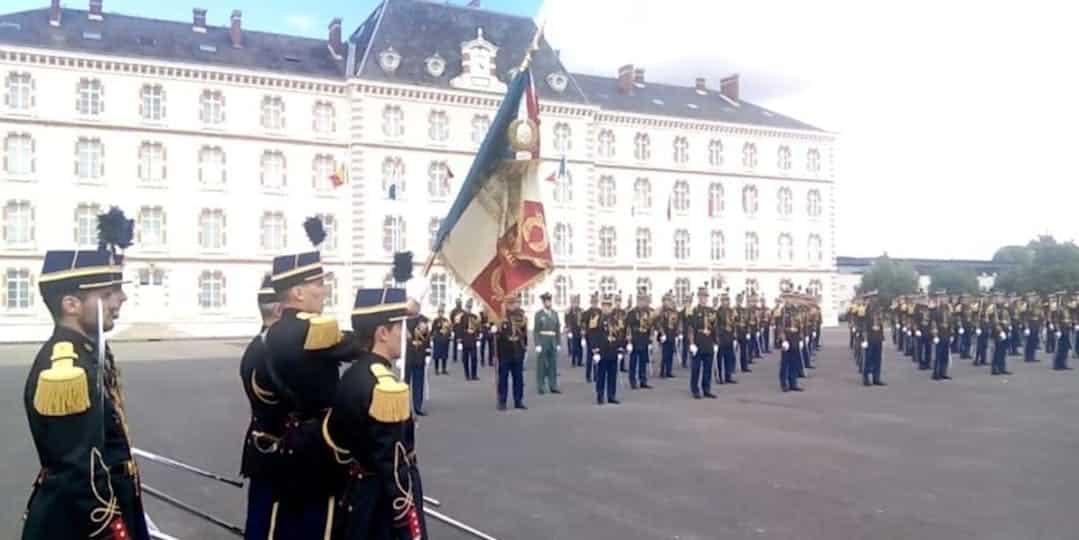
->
[[534, 292, 562, 394], [22, 208, 151, 540]]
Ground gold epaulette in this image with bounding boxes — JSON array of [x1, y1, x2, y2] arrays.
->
[[588, 314, 599, 329], [368, 364, 411, 423], [33, 342, 91, 417], [297, 313, 342, 351]]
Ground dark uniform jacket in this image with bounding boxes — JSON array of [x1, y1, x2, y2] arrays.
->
[[565, 306, 583, 340], [582, 306, 602, 344], [23, 326, 150, 540], [498, 308, 528, 361], [406, 316, 431, 371], [587, 311, 626, 358], [431, 316, 451, 345], [450, 305, 465, 342], [458, 312, 481, 349], [325, 352, 428, 540], [239, 327, 288, 480], [625, 306, 655, 348], [657, 307, 681, 342], [690, 305, 719, 350]]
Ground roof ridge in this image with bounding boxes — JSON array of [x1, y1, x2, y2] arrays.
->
[[411, 0, 535, 22]]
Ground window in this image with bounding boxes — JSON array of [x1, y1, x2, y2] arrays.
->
[[709, 273, 724, 292], [138, 142, 167, 184], [673, 229, 690, 260], [198, 209, 227, 250], [428, 218, 442, 250], [428, 110, 449, 142], [383, 105, 404, 137], [742, 185, 759, 215], [471, 114, 490, 145], [140, 84, 166, 121], [807, 189, 822, 218], [672, 180, 690, 214], [598, 226, 616, 258], [323, 275, 338, 308], [317, 214, 338, 253], [597, 176, 617, 209], [636, 227, 652, 260], [4, 133, 34, 175], [383, 215, 406, 253], [708, 139, 723, 167], [807, 279, 823, 298], [260, 212, 287, 252], [599, 276, 618, 298], [312, 101, 336, 134], [430, 273, 448, 308], [745, 278, 759, 295], [382, 157, 405, 199], [633, 178, 652, 213], [741, 142, 757, 169], [710, 230, 726, 262], [552, 122, 572, 154], [673, 136, 689, 165], [637, 277, 653, 298], [553, 222, 573, 257], [198, 270, 227, 309], [777, 145, 791, 170], [4, 72, 34, 110], [3, 200, 34, 246], [428, 161, 451, 200], [74, 203, 101, 248], [597, 129, 615, 158], [312, 154, 336, 192], [744, 232, 759, 262], [554, 275, 571, 308], [199, 90, 225, 125], [76, 78, 104, 116], [260, 151, 287, 190], [633, 132, 651, 161], [808, 234, 823, 263], [777, 187, 793, 217], [260, 96, 286, 130], [807, 148, 821, 173], [75, 137, 104, 180], [778, 233, 794, 262], [707, 182, 724, 217], [779, 278, 794, 293], [4, 268, 32, 310], [137, 206, 166, 249], [554, 166, 572, 204], [520, 287, 536, 309], [198, 146, 226, 187], [674, 277, 691, 305]]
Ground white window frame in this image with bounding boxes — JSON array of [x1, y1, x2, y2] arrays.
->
[[137, 206, 167, 250], [634, 132, 651, 161], [75, 137, 104, 181], [261, 96, 287, 130], [707, 182, 724, 217], [673, 136, 689, 165], [471, 114, 490, 146], [260, 151, 287, 191], [777, 145, 792, 170], [428, 110, 449, 143], [428, 161, 451, 200], [597, 129, 615, 159], [4, 132, 34, 176], [742, 142, 758, 169], [382, 157, 406, 200], [673, 229, 690, 260], [430, 273, 448, 308], [742, 185, 759, 216], [198, 209, 227, 251], [597, 176, 616, 209], [138, 142, 167, 185], [633, 177, 652, 213], [74, 203, 101, 248], [318, 213, 338, 254], [777, 187, 793, 217], [672, 180, 690, 214], [260, 212, 288, 252], [140, 84, 166, 122], [383, 215, 406, 254], [4, 268, 33, 311], [708, 139, 723, 167], [198, 270, 227, 310], [554, 275, 571, 308], [807, 189, 822, 218], [554, 222, 573, 258], [553, 122, 572, 154], [312, 101, 336, 134], [200, 90, 226, 125], [778, 233, 794, 263], [745, 232, 760, 262], [383, 105, 404, 138], [4, 72, 34, 111], [76, 78, 104, 116], [198, 146, 226, 188], [674, 278, 691, 305], [710, 230, 726, 262], [636, 227, 652, 260], [598, 226, 617, 258], [3, 200, 34, 248]]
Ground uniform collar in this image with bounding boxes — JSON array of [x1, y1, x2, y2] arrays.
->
[[52, 324, 98, 356], [367, 351, 393, 367]]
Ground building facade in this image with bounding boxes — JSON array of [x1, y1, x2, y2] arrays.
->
[[0, 0, 838, 342]]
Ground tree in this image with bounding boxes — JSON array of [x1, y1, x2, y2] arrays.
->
[[992, 236, 1079, 293], [927, 266, 978, 295], [992, 245, 1033, 265], [858, 255, 919, 306]]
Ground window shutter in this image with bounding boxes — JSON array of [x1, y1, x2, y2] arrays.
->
[[221, 273, 228, 307], [198, 98, 206, 123], [98, 142, 104, 178], [259, 155, 265, 186], [29, 137, 35, 174], [1, 204, 7, 242], [221, 213, 227, 247], [136, 209, 143, 243], [162, 145, 167, 180], [2, 138, 7, 173], [221, 100, 226, 123], [2, 82, 8, 107], [312, 107, 317, 131], [161, 209, 167, 245], [160, 88, 167, 119], [138, 88, 144, 118], [137, 145, 144, 180], [260, 102, 267, 128], [220, 150, 227, 185]]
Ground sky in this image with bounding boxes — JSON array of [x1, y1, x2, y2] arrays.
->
[[9, 0, 1079, 260]]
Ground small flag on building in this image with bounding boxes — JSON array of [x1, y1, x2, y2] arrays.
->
[[666, 194, 672, 221], [546, 155, 568, 183], [330, 163, 346, 188]]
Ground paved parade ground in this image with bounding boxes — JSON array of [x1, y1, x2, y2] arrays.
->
[[3, 328, 1079, 540]]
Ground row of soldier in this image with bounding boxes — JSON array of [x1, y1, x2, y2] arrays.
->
[[848, 291, 1076, 387]]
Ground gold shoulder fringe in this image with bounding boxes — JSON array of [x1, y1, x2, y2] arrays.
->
[[368, 364, 411, 423], [300, 314, 342, 351], [33, 342, 91, 417]]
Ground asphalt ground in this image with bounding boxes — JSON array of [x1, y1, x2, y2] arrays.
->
[[3, 328, 1079, 540]]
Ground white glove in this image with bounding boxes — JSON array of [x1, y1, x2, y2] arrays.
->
[[804, 337, 810, 345], [999, 332, 1006, 340], [592, 353, 601, 364], [745, 333, 751, 340], [535, 346, 542, 354], [756, 332, 761, 338], [1024, 329, 1031, 336], [627, 344, 634, 353], [713, 344, 719, 353], [1048, 324, 1054, 331], [425, 355, 431, 365], [617, 353, 624, 361], [933, 337, 940, 345], [902, 326, 908, 332], [907, 330, 913, 336], [1008, 325, 1013, 331], [457, 343, 463, 351], [861, 341, 868, 349], [895, 323, 900, 329], [959, 327, 965, 335], [660, 335, 667, 343], [782, 341, 790, 351], [851, 327, 856, 334], [1074, 324, 1079, 332], [690, 344, 699, 355], [1056, 331, 1063, 338], [812, 332, 817, 339], [568, 332, 574, 339], [557, 345, 562, 351], [916, 330, 922, 337], [976, 328, 982, 336], [580, 338, 587, 349]]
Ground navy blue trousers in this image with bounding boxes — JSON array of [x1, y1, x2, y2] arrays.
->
[[660, 339, 675, 377], [718, 344, 736, 382], [405, 363, 426, 412], [462, 346, 477, 379], [1053, 333, 1071, 370], [863, 343, 883, 384], [932, 340, 950, 379], [244, 478, 274, 540], [595, 354, 618, 402], [629, 346, 649, 386], [1025, 333, 1039, 362], [570, 334, 583, 366], [497, 357, 524, 406], [780, 349, 800, 390], [433, 340, 449, 372], [690, 349, 714, 396], [992, 340, 1009, 374]]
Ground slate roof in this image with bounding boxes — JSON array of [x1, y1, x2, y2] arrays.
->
[[573, 73, 822, 131], [351, 0, 589, 104], [0, 8, 344, 79]]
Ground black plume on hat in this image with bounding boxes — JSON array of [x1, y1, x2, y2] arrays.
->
[[97, 206, 134, 255], [393, 251, 414, 284], [304, 216, 326, 247]]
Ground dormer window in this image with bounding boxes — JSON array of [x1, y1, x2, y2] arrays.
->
[[425, 53, 446, 78], [379, 47, 401, 74], [450, 27, 507, 93], [546, 72, 568, 93]]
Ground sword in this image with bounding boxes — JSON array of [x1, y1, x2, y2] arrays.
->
[[132, 448, 244, 488], [427, 507, 499, 540], [142, 483, 244, 536]]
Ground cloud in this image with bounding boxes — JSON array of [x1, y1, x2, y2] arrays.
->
[[283, 14, 315, 33]]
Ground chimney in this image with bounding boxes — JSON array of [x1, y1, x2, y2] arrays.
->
[[49, 0, 61, 27], [328, 17, 343, 59], [192, 8, 207, 33], [720, 74, 740, 101], [617, 64, 634, 94], [633, 68, 645, 84], [229, 10, 243, 48], [695, 77, 707, 93], [88, 0, 103, 21]]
